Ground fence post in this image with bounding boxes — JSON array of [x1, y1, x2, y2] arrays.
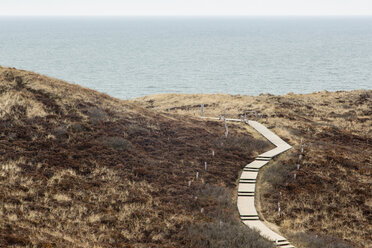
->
[[224, 118, 229, 138]]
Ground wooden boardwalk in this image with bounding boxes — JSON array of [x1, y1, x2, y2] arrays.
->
[[203, 116, 295, 247], [239, 120, 294, 248]]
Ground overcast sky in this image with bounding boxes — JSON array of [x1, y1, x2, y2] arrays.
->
[[1, 0, 372, 16]]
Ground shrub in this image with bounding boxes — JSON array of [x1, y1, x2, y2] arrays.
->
[[215, 136, 269, 153], [15, 76, 24, 89], [185, 184, 274, 248], [2, 70, 14, 82], [86, 107, 107, 123], [10, 104, 27, 118], [53, 125, 69, 138], [102, 136, 132, 151], [194, 184, 234, 222], [289, 232, 353, 248], [187, 221, 274, 248], [261, 158, 296, 189]]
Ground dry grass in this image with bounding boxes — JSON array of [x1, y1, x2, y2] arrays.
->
[[133, 90, 372, 247], [0, 66, 273, 247], [1, 160, 161, 247], [287, 231, 353, 248], [185, 183, 274, 248]]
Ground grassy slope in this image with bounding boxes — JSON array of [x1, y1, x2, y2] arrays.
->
[[132, 91, 372, 247], [0, 66, 275, 248]]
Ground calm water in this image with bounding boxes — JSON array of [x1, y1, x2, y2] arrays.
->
[[0, 17, 371, 99]]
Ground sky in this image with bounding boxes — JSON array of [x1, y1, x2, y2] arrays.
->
[[1, 0, 372, 16]]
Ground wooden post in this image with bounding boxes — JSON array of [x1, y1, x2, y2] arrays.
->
[[204, 162, 207, 171], [224, 118, 229, 138]]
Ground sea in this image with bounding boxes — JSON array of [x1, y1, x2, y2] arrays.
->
[[0, 17, 371, 99]]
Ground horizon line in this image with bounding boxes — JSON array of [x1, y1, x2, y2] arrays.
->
[[1, 14, 372, 17]]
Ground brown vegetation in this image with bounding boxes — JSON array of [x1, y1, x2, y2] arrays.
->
[[0, 66, 274, 247], [133, 90, 372, 247]]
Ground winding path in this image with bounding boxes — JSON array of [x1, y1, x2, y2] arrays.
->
[[203, 117, 295, 247]]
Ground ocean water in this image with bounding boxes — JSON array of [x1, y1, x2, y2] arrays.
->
[[0, 17, 371, 99]]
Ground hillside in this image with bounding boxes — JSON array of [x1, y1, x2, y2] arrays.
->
[[133, 91, 372, 247], [0, 66, 276, 248]]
